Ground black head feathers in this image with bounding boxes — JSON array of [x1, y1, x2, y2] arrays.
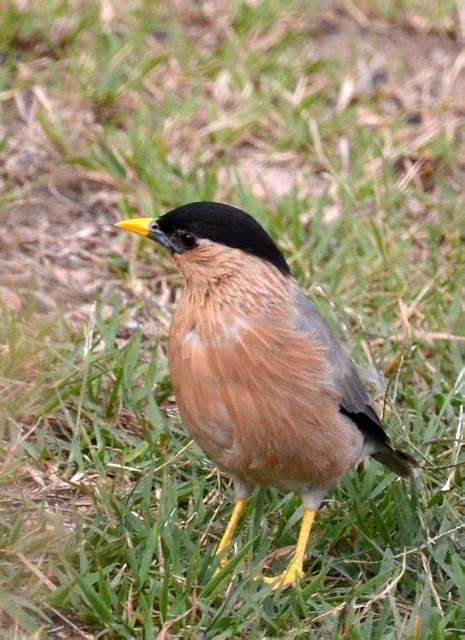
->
[[157, 201, 290, 276]]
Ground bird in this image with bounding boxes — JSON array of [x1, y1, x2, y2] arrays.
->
[[115, 201, 416, 588]]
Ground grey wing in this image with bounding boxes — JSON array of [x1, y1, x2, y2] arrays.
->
[[291, 284, 389, 447]]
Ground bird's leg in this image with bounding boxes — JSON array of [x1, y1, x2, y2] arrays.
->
[[263, 508, 316, 589], [215, 498, 248, 567]]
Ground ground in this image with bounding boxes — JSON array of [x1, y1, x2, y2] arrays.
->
[[1, 1, 464, 638]]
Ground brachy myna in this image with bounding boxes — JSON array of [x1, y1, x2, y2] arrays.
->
[[116, 201, 416, 588]]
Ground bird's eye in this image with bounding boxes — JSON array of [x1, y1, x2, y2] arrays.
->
[[174, 230, 196, 250], [181, 232, 196, 248]]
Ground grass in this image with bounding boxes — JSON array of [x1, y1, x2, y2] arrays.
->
[[1, 0, 465, 637]]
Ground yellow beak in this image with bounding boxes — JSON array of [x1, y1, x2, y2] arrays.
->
[[114, 217, 154, 238]]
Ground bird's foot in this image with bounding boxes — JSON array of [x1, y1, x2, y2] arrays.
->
[[213, 553, 229, 576], [262, 562, 304, 589]]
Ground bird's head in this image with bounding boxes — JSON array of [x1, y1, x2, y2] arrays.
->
[[115, 202, 290, 285]]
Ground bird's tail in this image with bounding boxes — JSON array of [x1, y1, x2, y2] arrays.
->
[[372, 446, 417, 478]]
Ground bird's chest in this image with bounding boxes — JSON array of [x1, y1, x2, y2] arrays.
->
[[167, 310, 246, 461], [166, 302, 355, 487]]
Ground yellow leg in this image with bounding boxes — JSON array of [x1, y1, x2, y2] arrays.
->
[[263, 508, 316, 589], [215, 499, 248, 566]]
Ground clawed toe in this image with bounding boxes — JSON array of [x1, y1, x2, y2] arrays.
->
[[262, 563, 304, 589]]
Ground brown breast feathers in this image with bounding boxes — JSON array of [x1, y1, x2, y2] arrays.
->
[[168, 243, 362, 491]]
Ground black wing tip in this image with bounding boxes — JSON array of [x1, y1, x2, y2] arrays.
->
[[339, 404, 389, 445], [339, 404, 417, 478]]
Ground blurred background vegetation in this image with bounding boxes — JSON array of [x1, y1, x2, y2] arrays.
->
[[0, 0, 464, 638]]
